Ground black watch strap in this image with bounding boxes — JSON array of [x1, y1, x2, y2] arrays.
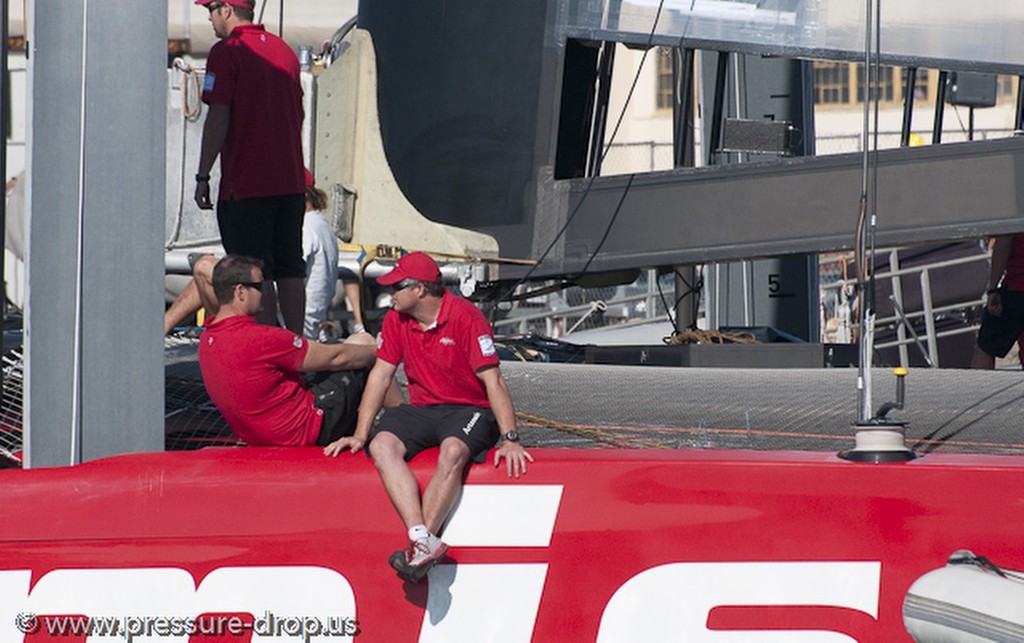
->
[[502, 430, 520, 443], [195, 173, 210, 182]]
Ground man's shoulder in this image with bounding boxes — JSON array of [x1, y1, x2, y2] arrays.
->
[[445, 292, 489, 324]]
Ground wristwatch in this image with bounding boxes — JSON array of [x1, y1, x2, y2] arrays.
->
[[195, 173, 210, 182], [502, 430, 520, 443]]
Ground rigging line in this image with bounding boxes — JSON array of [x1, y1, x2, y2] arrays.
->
[[495, 0, 668, 305], [869, 0, 881, 308], [70, 0, 91, 465], [576, 172, 635, 278]]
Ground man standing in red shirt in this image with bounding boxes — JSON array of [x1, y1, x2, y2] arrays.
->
[[324, 252, 532, 583], [193, 0, 306, 335], [199, 255, 401, 447]]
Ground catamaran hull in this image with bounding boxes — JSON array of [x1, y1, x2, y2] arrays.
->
[[1, 447, 1022, 642]]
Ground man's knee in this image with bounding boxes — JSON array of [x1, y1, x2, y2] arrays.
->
[[437, 438, 471, 471], [369, 432, 405, 462], [193, 254, 218, 282]]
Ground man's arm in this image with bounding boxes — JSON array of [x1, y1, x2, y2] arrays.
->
[[986, 236, 1014, 316], [478, 366, 533, 478], [324, 358, 398, 456], [194, 103, 230, 210], [301, 340, 376, 372]]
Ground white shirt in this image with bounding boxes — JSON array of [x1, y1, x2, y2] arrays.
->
[[302, 210, 340, 340]]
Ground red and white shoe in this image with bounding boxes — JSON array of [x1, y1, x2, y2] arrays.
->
[[388, 535, 449, 583]]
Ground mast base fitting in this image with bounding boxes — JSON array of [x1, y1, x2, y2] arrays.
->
[[839, 421, 917, 463]]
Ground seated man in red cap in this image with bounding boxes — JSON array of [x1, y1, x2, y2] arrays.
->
[[324, 252, 533, 583]]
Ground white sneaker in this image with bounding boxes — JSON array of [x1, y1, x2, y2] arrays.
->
[[389, 535, 449, 582]]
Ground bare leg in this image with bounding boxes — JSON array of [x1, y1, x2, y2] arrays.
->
[[421, 437, 471, 535], [369, 432, 424, 530], [255, 279, 279, 327], [276, 276, 305, 334], [163, 280, 202, 334], [344, 281, 364, 329], [192, 255, 219, 313], [972, 347, 995, 369], [163, 255, 220, 334]]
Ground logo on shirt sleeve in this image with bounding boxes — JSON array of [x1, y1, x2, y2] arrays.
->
[[203, 72, 216, 93], [478, 334, 496, 357], [293, 336, 303, 349]]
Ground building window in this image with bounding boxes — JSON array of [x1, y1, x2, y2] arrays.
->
[[856, 65, 895, 103], [997, 74, 1017, 101], [814, 62, 850, 105], [900, 68, 930, 102], [814, 61, 931, 107], [656, 47, 674, 110]]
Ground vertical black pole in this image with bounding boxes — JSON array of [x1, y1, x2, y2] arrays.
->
[[932, 70, 947, 144], [672, 48, 695, 168], [707, 52, 729, 166], [587, 43, 614, 178], [900, 67, 916, 147], [1015, 75, 1024, 131]]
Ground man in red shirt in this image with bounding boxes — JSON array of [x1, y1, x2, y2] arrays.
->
[[324, 252, 532, 583], [199, 255, 401, 446], [193, 0, 306, 335], [974, 235, 1024, 368]]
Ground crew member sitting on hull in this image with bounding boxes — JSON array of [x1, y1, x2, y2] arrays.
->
[[323, 252, 533, 583], [198, 255, 402, 446]]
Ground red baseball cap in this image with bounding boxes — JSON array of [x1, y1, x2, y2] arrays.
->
[[194, 0, 255, 9], [304, 168, 315, 189], [377, 252, 442, 286]]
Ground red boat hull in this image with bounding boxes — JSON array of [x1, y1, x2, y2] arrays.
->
[[1, 447, 1021, 641]]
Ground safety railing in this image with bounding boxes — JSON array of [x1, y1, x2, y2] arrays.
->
[[821, 248, 989, 368]]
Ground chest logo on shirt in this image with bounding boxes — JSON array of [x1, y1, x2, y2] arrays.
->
[[478, 335, 495, 356], [203, 72, 216, 93], [440, 337, 456, 346]]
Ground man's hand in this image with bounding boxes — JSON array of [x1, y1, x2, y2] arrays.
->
[[494, 441, 534, 478], [194, 181, 213, 210], [323, 436, 366, 457], [987, 291, 1003, 317]]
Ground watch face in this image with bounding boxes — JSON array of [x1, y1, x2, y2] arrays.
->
[[504, 430, 519, 442]]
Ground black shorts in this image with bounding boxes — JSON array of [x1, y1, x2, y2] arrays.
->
[[977, 289, 1024, 358], [369, 404, 500, 463], [217, 194, 305, 280], [310, 369, 368, 446]]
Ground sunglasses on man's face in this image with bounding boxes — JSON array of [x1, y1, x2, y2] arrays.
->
[[237, 281, 262, 292], [207, 2, 225, 13], [386, 279, 418, 294]]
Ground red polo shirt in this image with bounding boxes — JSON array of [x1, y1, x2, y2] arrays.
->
[[377, 291, 500, 407], [202, 24, 305, 200], [198, 315, 323, 446]]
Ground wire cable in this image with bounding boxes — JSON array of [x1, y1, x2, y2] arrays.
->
[[495, 0, 672, 306], [69, 0, 91, 465]]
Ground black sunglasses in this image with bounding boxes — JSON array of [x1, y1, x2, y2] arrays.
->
[[206, 2, 225, 13], [237, 281, 262, 291], [386, 279, 419, 294]]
